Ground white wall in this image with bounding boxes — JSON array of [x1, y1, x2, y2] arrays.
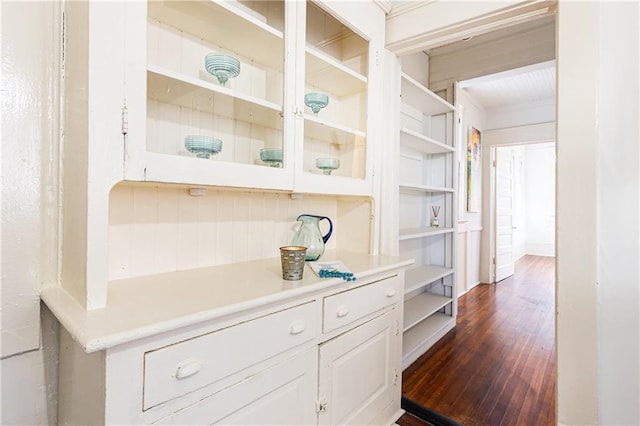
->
[[486, 97, 555, 130], [523, 143, 555, 256], [511, 146, 526, 260], [594, 2, 639, 424], [456, 89, 484, 291], [556, 2, 640, 424], [1, 1, 60, 424]]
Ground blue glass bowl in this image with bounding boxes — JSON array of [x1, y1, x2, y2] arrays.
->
[[205, 53, 241, 86], [260, 148, 283, 167], [185, 135, 222, 159], [316, 157, 340, 175], [304, 92, 329, 115]]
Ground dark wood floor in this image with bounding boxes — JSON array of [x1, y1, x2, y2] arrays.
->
[[397, 255, 555, 426]]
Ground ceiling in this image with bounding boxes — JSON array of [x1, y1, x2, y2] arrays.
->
[[459, 60, 556, 109], [424, 14, 557, 109]]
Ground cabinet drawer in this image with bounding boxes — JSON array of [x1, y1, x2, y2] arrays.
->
[[143, 302, 318, 410], [153, 348, 318, 425], [323, 275, 402, 333]]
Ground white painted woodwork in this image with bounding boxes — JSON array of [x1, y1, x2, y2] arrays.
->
[[318, 308, 402, 426], [494, 148, 515, 282], [403, 292, 452, 331], [385, 1, 555, 55], [143, 301, 318, 409], [427, 15, 555, 101], [392, 52, 458, 369], [50, 260, 410, 425], [1, 0, 61, 356], [153, 348, 318, 425], [60, 0, 128, 309], [595, 3, 640, 424], [107, 184, 373, 281], [402, 314, 455, 370], [118, 0, 385, 199], [57, 0, 387, 311], [322, 274, 403, 333], [404, 266, 454, 294]]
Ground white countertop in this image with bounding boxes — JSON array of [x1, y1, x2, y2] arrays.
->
[[41, 251, 413, 353]]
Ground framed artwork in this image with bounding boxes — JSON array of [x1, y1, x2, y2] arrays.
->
[[467, 126, 482, 212]]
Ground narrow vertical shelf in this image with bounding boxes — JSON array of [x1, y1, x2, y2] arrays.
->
[[397, 54, 458, 370]]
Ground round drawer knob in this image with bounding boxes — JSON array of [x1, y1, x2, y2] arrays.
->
[[386, 288, 397, 297]]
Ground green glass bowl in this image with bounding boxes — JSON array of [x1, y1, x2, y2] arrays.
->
[[260, 148, 283, 167], [304, 92, 329, 115]]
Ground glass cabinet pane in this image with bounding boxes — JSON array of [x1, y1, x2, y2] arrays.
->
[[303, 1, 369, 179], [146, 1, 285, 168]]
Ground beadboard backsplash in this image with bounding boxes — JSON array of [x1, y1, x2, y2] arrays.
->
[[109, 183, 372, 280]]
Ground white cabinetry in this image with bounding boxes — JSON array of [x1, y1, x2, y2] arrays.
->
[[60, 0, 386, 311], [47, 258, 409, 425], [318, 308, 402, 425], [123, 0, 384, 195], [395, 54, 458, 369]]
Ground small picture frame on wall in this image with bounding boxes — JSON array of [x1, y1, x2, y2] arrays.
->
[[467, 126, 482, 212]]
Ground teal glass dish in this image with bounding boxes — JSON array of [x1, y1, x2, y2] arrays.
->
[[260, 148, 283, 167], [304, 92, 329, 115], [205, 53, 241, 86], [184, 135, 222, 159], [315, 157, 340, 175]]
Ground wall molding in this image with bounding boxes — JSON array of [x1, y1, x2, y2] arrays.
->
[[386, 1, 556, 55]]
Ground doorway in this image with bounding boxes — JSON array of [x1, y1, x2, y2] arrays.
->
[[491, 143, 556, 283]]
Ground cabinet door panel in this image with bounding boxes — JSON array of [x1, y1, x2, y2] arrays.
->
[[318, 308, 402, 425], [153, 348, 317, 425]]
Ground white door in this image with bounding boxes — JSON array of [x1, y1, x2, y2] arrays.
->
[[317, 308, 402, 426], [495, 147, 515, 282]]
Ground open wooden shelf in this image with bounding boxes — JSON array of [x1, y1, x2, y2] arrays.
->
[[148, 1, 284, 71], [405, 266, 454, 294], [400, 73, 455, 115], [306, 46, 367, 97], [400, 127, 455, 154], [403, 293, 453, 332], [303, 114, 365, 145], [399, 227, 455, 240], [399, 183, 454, 193], [147, 66, 283, 129], [402, 314, 455, 359]]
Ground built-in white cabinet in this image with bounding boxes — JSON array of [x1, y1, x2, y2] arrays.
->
[[46, 258, 409, 425], [394, 54, 458, 369], [123, 0, 383, 195], [318, 307, 402, 425], [60, 0, 386, 311]]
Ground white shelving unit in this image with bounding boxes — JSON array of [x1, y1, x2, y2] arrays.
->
[[117, 0, 383, 196], [397, 55, 458, 370], [59, 0, 386, 311]]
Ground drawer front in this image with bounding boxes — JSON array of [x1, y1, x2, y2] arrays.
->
[[153, 348, 318, 425], [323, 275, 402, 333], [143, 302, 318, 410]]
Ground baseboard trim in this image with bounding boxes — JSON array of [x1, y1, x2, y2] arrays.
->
[[401, 396, 463, 426]]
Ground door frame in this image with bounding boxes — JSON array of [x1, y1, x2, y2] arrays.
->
[[488, 142, 555, 283]]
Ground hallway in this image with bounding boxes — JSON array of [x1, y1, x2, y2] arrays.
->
[[400, 255, 555, 425]]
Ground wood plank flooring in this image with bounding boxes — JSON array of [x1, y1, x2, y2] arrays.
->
[[398, 255, 555, 426]]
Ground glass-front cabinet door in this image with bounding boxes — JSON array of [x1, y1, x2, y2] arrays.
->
[[123, 0, 384, 194], [124, 1, 292, 190], [295, 0, 378, 196]]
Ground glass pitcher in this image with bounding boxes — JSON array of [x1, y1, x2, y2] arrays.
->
[[291, 214, 333, 261]]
